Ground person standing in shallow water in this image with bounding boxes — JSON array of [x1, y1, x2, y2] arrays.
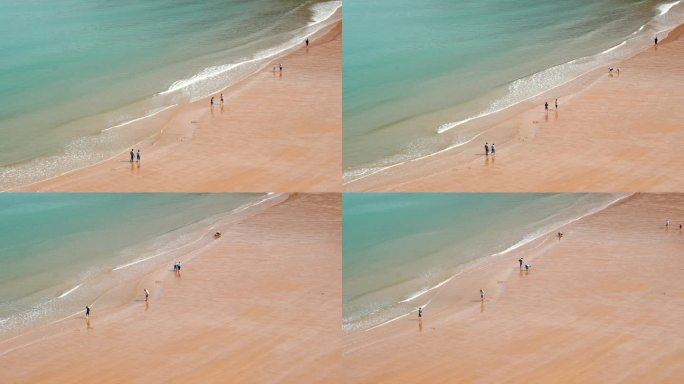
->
[[544, 101, 549, 112], [85, 306, 90, 318], [480, 289, 485, 301], [418, 307, 422, 318], [518, 258, 524, 270], [655, 35, 658, 45], [305, 38, 309, 47], [129, 149, 134, 162], [491, 143, 495, 155], [484, 142, 489, 156], [136, 149, 141, 163]]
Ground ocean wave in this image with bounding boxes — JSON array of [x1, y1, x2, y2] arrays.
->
[[57, 284, 82, 299], [112, 193, 280, 272], [346, 194, 631, 333], [158, 1, 341, 100], [346, 1, 684, 182], [343, 132, 484, 184], [437, 1, 683, 135], [102, 104, 177, 132], [658, 1, 681, 16]]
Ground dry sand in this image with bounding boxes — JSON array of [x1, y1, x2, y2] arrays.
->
[[343, 193, 684, 383], [346, 25, 684, 192], [19, 22, 341, 193], [0, 193, 341, 384]]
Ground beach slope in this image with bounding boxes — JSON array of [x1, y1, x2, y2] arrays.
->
[[20, 22, 341, 193], [347, 25, 684, 192], [0, 193, 341, 383], [343, 193, 684, 383]]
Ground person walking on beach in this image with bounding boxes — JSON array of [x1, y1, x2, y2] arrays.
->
[[544, 101, 549, 112], [279, 63, 283, 72], [210, 96, 215, 106], [555, 98, 559, 109], [144, 288, 150, 302], [484, 142, 489, 156], [418, 307, 422, 319], [136, 149, 141, 163], [305, 38, 309, 47], [557, 231, 563, 240], [491, 143, 496, 155], [220, 93, 224, 103], [655, 35, 658, 45], [85, 306, 90, 318], [518, 258, 524, 270], [130, 149, 134, 162], [525, 264, 530, 271], [480, 289, 485, 301]]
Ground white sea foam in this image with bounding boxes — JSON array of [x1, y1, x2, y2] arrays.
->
[[437, 1, 683, 136], [346, 1, 684, 183], [397, 272, 463, 303], [158, 1, 341, 99], [354, 194, 631, 333], [658, 1, 681, 16], [343, 132, 484, 184], [491, 194, 629, 257], [102, 104, 177, 132], [310, 1, 342, 24], [57, 284, 82, 299], [112, 193, 281, 271]]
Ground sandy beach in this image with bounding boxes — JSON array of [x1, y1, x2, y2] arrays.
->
[[17, 21, 341, 193], [0, 193, 341, 383], [346, 24, 684, 192], [343, 193, 684, 383]]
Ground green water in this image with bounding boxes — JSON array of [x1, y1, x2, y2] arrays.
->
[[0, 0, 341, 189], [343, 0, 683, 180], [0, 193, 266, 338], [343, 193, 624, 332]]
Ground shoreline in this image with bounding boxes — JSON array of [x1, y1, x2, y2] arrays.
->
[[345, 20, 684, 192], [343, 193, 684, 383], [343, 193, 630, 334], [0, 193, 284, 343], [9, 17, 342, 193], [0, 193, 341, 383]]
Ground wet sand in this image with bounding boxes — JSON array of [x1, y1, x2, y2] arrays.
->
[[343, 193, 684, 383], [0, 193, 341, 383], [19, 22, 341, 193], [346, 24, 684, 192]]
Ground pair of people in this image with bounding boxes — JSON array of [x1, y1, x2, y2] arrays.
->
[[129, 149, 141, 163], [544, 98, 559, 111], [484, 142, 495, 156], [210, 93, 225, 106], [518, 257, 532, 271], [173, 261, 182, 273]]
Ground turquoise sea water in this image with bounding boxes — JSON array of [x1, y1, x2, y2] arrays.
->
[[0, 0, 341, 189], [343, 193, 624, 332], [0, 193, 267, 339], [343, 0, 684, 180]]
